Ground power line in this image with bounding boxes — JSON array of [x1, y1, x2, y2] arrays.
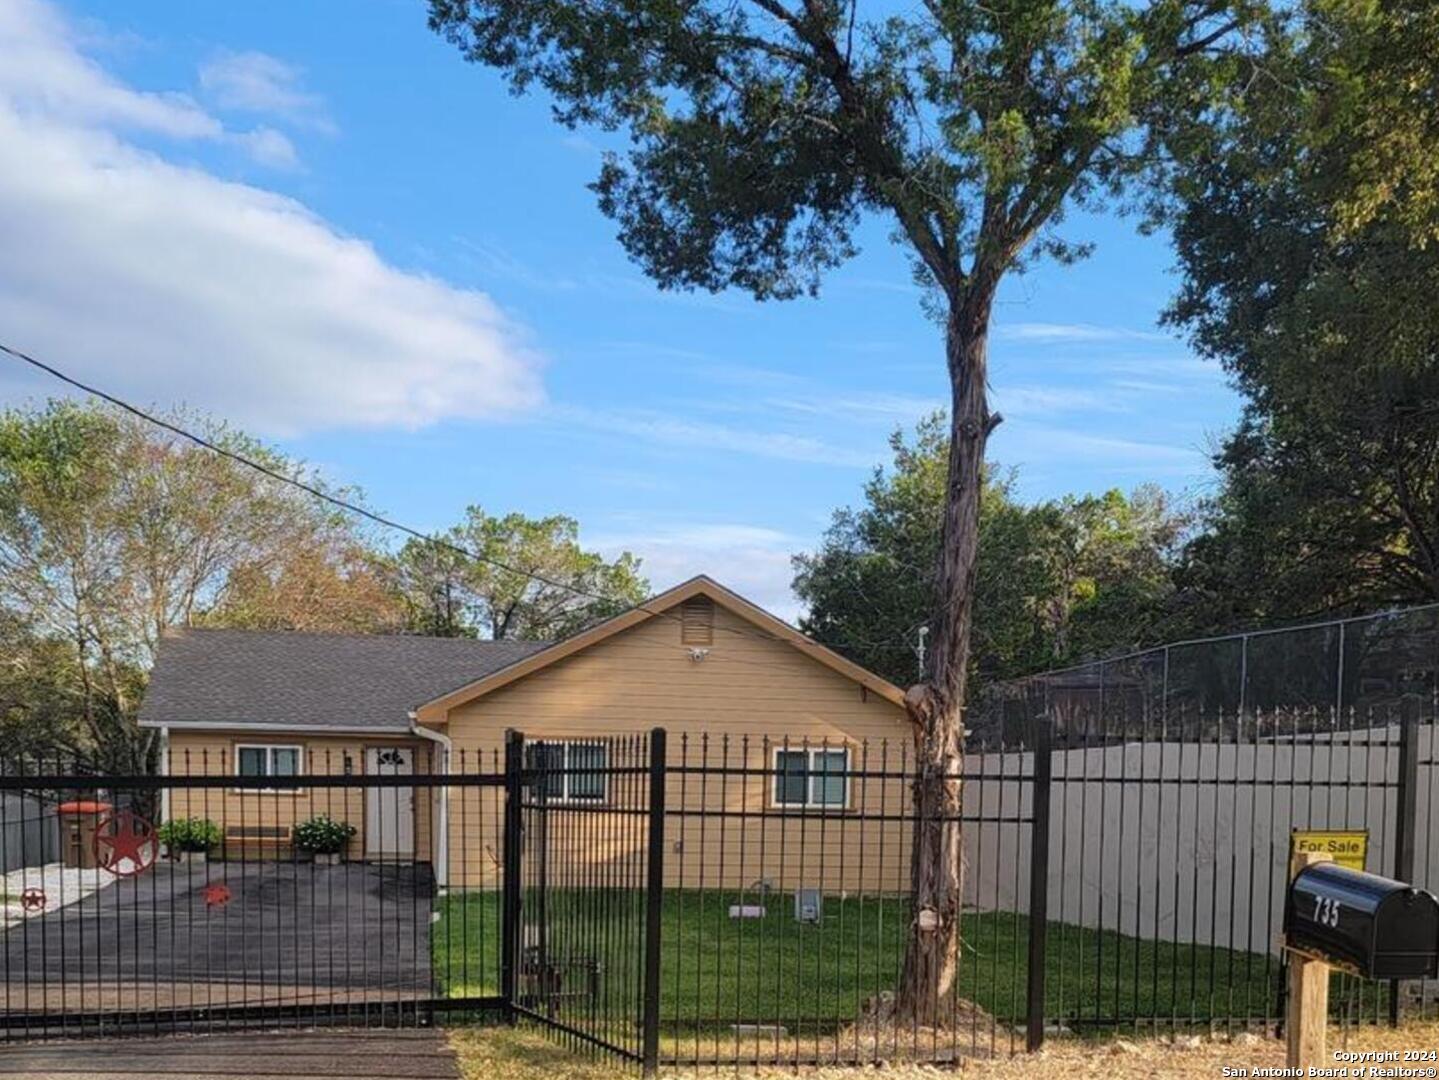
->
[[0, 339, 909, 666]]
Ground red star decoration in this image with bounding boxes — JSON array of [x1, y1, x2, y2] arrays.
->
[[201, 883, 232, 908], [20, 888, 46, 912], [94, 810, 157, 876]]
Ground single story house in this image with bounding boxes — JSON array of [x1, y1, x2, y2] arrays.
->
[[139, 576, 913, 892]]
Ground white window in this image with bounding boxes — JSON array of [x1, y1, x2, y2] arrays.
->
[[234, 744, 303, 790], [525, 741, 608, 803], [772, 747, 850, 809]]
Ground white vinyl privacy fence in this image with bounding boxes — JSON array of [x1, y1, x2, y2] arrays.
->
[[963, 718, 1436, 958]]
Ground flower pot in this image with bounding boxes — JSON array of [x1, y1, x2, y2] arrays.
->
[[312, 852, 342, 866], [178, 850, 207, 865]]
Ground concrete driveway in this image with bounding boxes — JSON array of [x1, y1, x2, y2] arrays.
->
[[0, 1029, 461, 1078], [1, 862, 435, 1018]]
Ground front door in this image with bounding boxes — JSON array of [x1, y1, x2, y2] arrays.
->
[[365, 746, 415, 859]]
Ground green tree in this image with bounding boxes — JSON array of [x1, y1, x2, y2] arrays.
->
[[1166, 0, 1439, 626], [397, 507, 648, 640], [0, 399, 400, 768], [1046, 486, 1182, 660], [0, 612, 81, 759], [206, 535, 407, 634], [428, 0, 1269, 1017], [796, 416, 1182, 688]]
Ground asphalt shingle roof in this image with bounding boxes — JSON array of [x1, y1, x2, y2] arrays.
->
[[138, 628, 550, 731]]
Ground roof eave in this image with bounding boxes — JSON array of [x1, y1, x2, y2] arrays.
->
[[412, 575, 907, 723], [138, 719, 415, 736]]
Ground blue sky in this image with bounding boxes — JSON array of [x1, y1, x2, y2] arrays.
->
[[0, 0, 1241, 618]]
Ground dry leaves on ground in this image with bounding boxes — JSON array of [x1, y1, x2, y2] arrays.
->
[[454, 1021, 1439, 1080]]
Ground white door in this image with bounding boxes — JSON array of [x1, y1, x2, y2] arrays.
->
[[365, 746, 415, 859]]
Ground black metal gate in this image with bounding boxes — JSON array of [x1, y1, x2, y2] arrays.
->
[[0, 747, 508, 1041], [502, 729, 666, 1074]]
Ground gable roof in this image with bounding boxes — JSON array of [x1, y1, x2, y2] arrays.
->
[[138, 628, 548, 733], [412, 575, 907, 723]]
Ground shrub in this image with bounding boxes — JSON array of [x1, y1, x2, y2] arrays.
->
[[158, 817, 222, 853], [292, 815, 356, 855]]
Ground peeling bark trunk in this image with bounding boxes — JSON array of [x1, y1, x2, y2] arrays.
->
[[895, 289, 997, 1025]]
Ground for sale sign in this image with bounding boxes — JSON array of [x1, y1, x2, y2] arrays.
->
[[1291, 829, 1368, 871]]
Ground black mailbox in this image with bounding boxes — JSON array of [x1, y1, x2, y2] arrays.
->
[[1284, 863, 1439, 980]]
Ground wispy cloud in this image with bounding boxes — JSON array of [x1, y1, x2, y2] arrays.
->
[[829, 339, 904, 355], [1000, 427, 1206, 467], [559, 131, 601, 157], [198, 49, 334, 134], [590, 521, 803, 622], [554, 406, 877, 467], [588, 340, 711, 363], [992, 385, 1119, 416], [834, 274, 923, 296], [453, 239, 742, 311], [1109, 378, 1185, 395], [1099, 355, 1220, 383], [996, 322, 1170, 344], [233, 125, 298, 169], [455, 238, 581, 292], [765, 392, 941, 423]]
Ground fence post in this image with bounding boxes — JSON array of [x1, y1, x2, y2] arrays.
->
[[1025, 719, 1053, 1052], [641, 727, 668, 1077], [1390, 701, 1419, 1027], [501, 728, 524, 1024]]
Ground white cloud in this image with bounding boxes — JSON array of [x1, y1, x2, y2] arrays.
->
[[993, 426, 1206, 470], [556, 406, 876, 467], [0, 0, 544, 436], [593, 523, 803, 623], [198, 49, 334, 133], [0, 0, 218, 139], [992, 385, 1118, 416], [996, 322, 1170, 343], [766, 392, 941, 423], [233, 125, 298, 169]]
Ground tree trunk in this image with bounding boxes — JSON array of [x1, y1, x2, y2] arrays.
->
[[894, 289, 997, 1025]]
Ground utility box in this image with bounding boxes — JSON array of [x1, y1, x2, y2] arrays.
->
[[794, 888, 822, 923], [1284, 862, 1439, 980], [56, 800, 111, 870]]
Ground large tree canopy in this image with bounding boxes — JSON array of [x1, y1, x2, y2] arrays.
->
[[1166, 0, 1439, 627], [795, 415, 1183, 688], [395, 507, 648, 641], [429, 0, 1273, 1022], [0, 400, 405, 763]]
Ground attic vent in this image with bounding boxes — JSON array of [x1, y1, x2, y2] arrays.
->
[[680, 597, 714, 646]]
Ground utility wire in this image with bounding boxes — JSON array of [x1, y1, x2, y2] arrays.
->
[[0, 339, 911, 665]]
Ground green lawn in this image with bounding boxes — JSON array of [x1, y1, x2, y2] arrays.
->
[[431, 889, 1281, 1030]]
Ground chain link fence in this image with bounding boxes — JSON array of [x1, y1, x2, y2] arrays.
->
[[970, 604, 1439, 745]]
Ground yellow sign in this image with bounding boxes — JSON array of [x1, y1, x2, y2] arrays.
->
[[1291, 829, 1368, 871]]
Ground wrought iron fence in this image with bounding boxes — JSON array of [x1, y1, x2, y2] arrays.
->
[[0, 745, 505, 1041], [3, 707, 1437, 1071]]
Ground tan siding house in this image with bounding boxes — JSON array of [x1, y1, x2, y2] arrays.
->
[[140, 577, 911, 893]]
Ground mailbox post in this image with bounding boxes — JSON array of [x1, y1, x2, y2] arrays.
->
[[1285, 851, 1331, 1070], [1282, 850, 1439, 1070]]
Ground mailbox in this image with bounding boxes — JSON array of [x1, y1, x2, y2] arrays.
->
[[1284, 862, 1439, 980]]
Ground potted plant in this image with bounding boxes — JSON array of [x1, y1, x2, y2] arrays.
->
[[157, 817, 222, 864], [293, 815, 356, 865]]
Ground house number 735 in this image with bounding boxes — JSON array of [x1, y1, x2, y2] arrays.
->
[[1312, 896, 1342, 927]]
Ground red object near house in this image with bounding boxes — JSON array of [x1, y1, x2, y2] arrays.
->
[[56, 800, 113, 815], [56, 801, 113, 868], [92, 810, 158, 877]]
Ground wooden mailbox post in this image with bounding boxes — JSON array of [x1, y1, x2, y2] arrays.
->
[[1286, 850, 1332, 1070]]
